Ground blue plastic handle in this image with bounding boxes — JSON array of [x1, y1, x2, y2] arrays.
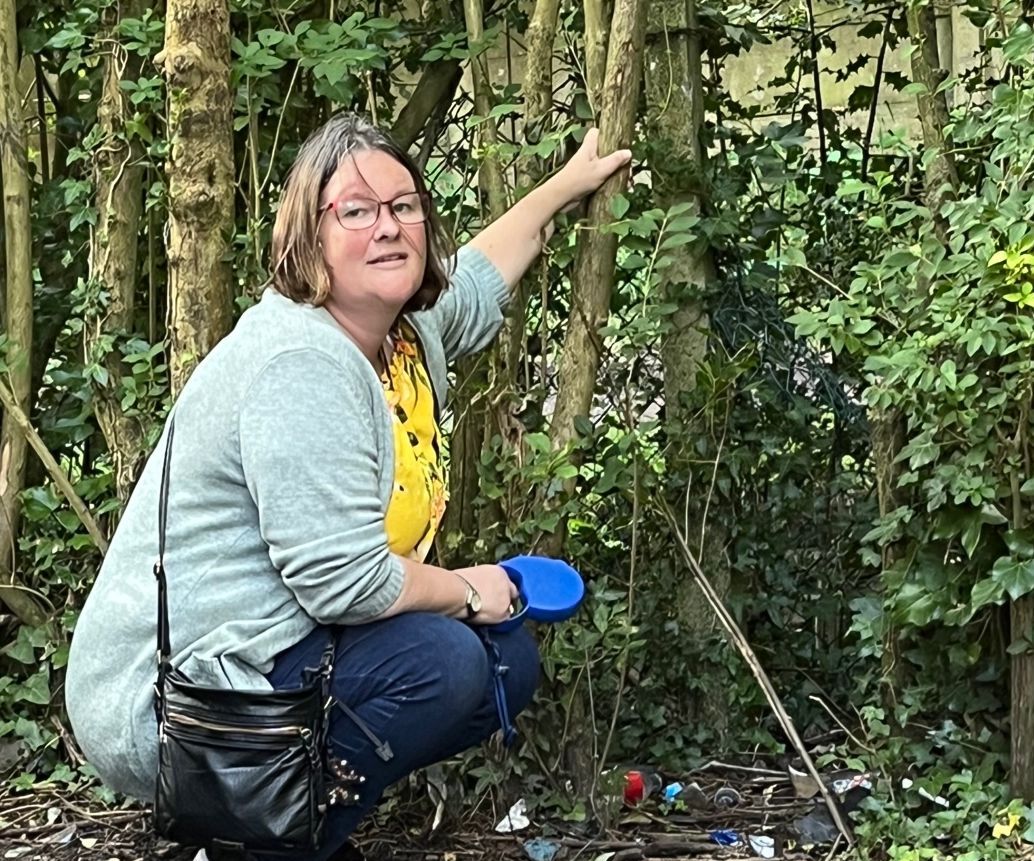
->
[[489, 555, 585, 632], [489, 568, 528, 633]]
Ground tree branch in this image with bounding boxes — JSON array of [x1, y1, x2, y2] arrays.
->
[[391, 61, 462, 150]]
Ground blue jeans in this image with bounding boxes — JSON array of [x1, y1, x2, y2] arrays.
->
[[264, 613, 540, 861]]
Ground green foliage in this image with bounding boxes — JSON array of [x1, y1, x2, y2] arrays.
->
[[8, 1, 1034, 855], [788, 23, 1034, 649]]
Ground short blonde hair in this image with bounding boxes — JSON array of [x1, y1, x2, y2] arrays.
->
[[269, 113, 453, 311]]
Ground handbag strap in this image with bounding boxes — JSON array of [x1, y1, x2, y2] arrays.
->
[[151, 414, 338, 724], [153, 417, 176, 704]]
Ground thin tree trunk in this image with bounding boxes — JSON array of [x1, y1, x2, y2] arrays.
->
[[906, 0, 958, 218], [0, 378, 108, 553], [462, 0, 507, 210], [505, 0, 560, 372], [29, 69, 83, 482], [87, 0, 149, 502], [583, 0, 610, 116], [645, 0, 710, 415], [443, 0, 509, 550], [872, 411, 906, 710], [1012, 594, 1034, 799], [548, 0, 645, 452], [472, 0, 561, 547], [547, 0, 647, 798], [1011, 422, 1034, 800], [496, 0, 560, 377], [934, 0, 954, 107], [886, 0, 958, 710], [159, 0, 235, 395], [0, 0, 46, 627]]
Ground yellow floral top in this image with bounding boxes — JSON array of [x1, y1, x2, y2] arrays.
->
[[381, 325, 448, 561]]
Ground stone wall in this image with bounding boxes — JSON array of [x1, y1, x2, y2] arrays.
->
[[723, 4, 982, 141]]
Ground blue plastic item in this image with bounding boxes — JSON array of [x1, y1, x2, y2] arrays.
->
[[491, 555, 585, 632], [709, 829, 742, 847]]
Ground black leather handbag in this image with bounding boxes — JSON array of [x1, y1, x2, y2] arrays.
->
[[151, 418, 360, 856]]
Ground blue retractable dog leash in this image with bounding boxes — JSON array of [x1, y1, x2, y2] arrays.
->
[[476, 555, 585, 745]]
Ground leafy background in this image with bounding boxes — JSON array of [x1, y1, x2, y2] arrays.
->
[[5, 1, 1034, 858]]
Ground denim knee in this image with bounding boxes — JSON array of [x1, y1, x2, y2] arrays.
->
[[362, 612, 491, 719]]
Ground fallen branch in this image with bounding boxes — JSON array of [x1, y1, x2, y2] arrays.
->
[[612, 841, 720, 860], [0, 810, 142, 839], [0, 374, 108, 554], [696, 760, 786, 777], [658, 496, 854, 847]]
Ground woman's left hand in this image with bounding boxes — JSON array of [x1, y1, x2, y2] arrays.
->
[[465, 126, 633, 288], [551, 128, 632, 210]]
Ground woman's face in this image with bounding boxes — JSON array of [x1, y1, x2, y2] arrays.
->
[[318, 149, 428, 319]]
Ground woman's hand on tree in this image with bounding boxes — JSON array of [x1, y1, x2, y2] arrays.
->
[[464, 128, 632, 288], [551, 128, 632, 210]]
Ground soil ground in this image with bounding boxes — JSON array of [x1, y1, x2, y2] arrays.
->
[[0, 764, 843, 860]]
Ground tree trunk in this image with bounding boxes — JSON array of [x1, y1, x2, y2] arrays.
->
[[462, 0, 507, 211], [392, 61, 462, 151], [906, 0, 958, 218], [548, 0, 645, 452], [548, 0, 647, 796], [583, 0, 611, 116], [1012, 594, 1034, 800], [894, 1, 958, 709], [159, 0, 235, 395], [1012, 433, 1034, 799], [872, 410, 906, 711], [443, 0, 509, 552], [28, 67, 84, 492], [87, 0, 149, 503], [503, 0, 560, 370], [644, 0, 710, 416], [934, 0, 954, 106], [0, 0, 46, 627], [644, 0, 729, 736], [473, 0, 561, 550]]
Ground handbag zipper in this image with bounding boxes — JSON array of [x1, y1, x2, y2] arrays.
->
[[166, 712, 312, 741]]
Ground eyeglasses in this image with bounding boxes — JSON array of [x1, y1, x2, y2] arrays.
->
[[319, 191, 430, 231]]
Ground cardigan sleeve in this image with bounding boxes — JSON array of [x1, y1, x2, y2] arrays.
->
[[425, 244, 510, 364], [238, 348, 403, 624]]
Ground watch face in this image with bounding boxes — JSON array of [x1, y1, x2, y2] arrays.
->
[[469, 589, 483, 614]]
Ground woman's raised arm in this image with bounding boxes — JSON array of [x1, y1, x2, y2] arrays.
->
[[466, 128, 632, 289]]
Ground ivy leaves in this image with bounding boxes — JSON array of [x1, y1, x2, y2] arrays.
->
[[785, 23, 1034, 674]]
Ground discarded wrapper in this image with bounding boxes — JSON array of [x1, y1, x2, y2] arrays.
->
[[901, 777, 949, 808], [794, 808, 839, 845], [788, 765, 820, 799], [681, 781, 709, 808], [522, 837, 561, 861], [495, 798, 530, 833], [832, 773, 872, 796], [710, 829, 742, 847], [748, 834, 776, 858]]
